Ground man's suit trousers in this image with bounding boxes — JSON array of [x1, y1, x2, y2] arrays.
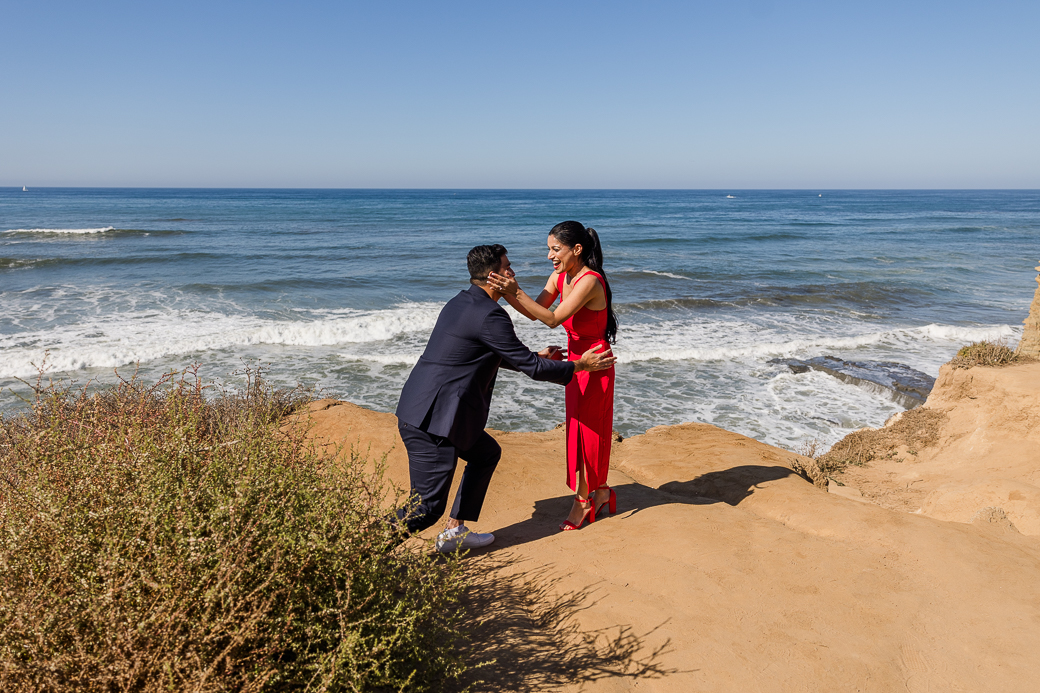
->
[[396, 420, 501, 534]]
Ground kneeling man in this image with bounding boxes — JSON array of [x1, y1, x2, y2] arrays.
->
[[395, 244, 615, 552]]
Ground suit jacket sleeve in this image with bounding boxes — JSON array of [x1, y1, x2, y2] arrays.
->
[[480, 308, 575, 385]]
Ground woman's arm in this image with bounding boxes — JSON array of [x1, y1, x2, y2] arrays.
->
[[502, 274, 558, 320], [492, 271, 602, 329]]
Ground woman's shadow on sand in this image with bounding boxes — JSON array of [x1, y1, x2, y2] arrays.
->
[[487, 464, 798, 550], [448, 465, 797, 689]]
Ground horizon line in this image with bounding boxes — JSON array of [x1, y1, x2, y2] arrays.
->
[[6, 186, 1040, 192]]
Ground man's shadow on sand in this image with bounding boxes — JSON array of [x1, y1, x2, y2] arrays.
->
[[487, 464, 797, 550], [450, 555, 682, 692]]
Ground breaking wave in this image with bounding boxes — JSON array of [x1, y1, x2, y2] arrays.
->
[[0, 303, 442, 377], [4, 227, 116, 235]]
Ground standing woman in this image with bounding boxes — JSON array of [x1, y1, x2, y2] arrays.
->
[[488, 221, 618, 531]]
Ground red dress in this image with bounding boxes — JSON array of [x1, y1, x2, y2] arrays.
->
[[557, 271, 615, 493]]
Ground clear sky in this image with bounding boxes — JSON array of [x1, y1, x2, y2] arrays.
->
[[2, 1, 1038, 188]]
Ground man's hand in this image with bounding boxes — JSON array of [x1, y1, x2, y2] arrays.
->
[[574, 344, 616, 372], [537, 345, 566, 361]]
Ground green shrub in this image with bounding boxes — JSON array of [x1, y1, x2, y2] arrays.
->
[[0, 368, 468, 692]]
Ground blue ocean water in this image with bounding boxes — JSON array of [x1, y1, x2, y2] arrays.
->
[[2, 188, 1036, 450]]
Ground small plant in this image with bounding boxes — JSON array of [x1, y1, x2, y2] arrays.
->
[[817, 407, 947, 473], [789, 438, 832, 488], [0, 367, 469, 692], [949, 339, 1018, 369], [796, 437, 823, 460]]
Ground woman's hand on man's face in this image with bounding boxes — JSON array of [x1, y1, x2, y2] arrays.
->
[[487, 271, 519, 296]]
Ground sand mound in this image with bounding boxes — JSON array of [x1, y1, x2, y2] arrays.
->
[[295, 396, 1040, 692], [922, 479, 1040, 535]]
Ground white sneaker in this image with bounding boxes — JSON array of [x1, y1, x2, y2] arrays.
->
[[435, 524, 495, 553]]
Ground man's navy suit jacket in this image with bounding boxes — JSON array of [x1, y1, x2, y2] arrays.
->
[[396, 284, 576, 450]]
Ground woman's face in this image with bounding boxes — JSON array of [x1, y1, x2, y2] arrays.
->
[[547, 234, 582, 274]]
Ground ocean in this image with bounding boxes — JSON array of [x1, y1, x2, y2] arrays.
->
[[2, 188, 1036, 451]]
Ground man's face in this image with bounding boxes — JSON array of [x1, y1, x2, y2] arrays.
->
[[488, 254, 515, 299], [494, 254, 516, 280]]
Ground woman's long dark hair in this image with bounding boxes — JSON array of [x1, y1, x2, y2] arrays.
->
[[550, 220, 618, 344]]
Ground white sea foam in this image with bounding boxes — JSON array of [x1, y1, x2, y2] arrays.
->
[[613, 321, 1019, 367], [4, 227, 116, 235], [621, 269, 692, 280], [914, 323, 1017, 342], [0, 303, 443, 378], [600, 356, 906, 450], [0, 289, 1024, 453], [338, 352, 421, 366], [250, 304, 440, 346]]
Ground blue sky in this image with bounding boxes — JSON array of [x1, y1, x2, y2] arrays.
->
[[2, 1, 1038, 188]]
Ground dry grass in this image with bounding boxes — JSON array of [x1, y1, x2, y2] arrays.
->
[[818, 407, 948, 471], [788, 438, 829, 488], [796, 438, 824, 461], [791, 407, 949, 487], [948, 340, 1019, 369], [0, 367, 469, 692]]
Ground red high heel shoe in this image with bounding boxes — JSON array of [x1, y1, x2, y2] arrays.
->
[[559, 495, 595, 531], [594, 486, 616, 517]]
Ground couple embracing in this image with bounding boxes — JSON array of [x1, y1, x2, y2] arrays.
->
[[394, 221, 619, 552]]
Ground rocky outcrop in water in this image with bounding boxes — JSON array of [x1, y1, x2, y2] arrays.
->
[[771, 355, 935, 409], [1016, 262, 1040, 359]]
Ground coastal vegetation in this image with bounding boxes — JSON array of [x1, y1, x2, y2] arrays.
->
[[948, 339, 1021, 369], [790, 403, 948, 488], [815, 406, 948, 472], [0, 368, 469, 692]]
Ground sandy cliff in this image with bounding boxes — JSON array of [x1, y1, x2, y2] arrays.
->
[[1015, 263, 1040, 359], [297, 380, 1040, 692], [825, 361, 1040, 537]]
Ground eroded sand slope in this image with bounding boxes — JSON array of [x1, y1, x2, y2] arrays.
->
[[828, 362, 1040, 536]]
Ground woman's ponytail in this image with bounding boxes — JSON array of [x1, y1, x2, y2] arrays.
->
[[585, 227, 605, 274]]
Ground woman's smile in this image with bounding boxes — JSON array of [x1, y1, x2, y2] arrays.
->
[[547, 234, 578, 274]]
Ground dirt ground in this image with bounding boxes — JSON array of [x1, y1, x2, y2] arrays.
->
[[295, 363, 1040, 692]]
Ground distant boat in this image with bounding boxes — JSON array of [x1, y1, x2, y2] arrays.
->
[[22, 186, 27, 191], [819, 194, 822, 197], [726, 195, 735, 199]]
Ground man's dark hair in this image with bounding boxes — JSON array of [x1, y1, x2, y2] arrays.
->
[[467, 244, 507, 284]]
